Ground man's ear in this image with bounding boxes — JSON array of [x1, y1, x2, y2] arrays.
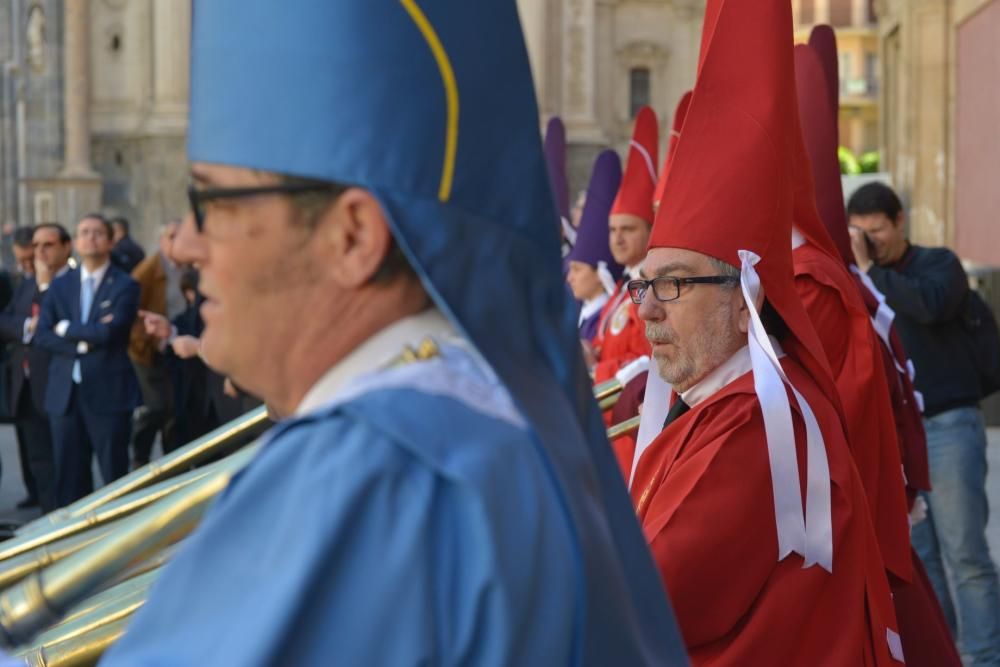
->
[[316, 188, 392, 289], [736, 285, 764, 335]]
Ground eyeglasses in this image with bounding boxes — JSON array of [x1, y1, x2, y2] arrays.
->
[[627, 275, 740, 304], [187, 182, 342, 232]]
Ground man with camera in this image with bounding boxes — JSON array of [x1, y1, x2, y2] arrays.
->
[[849, 181, 1000, 666]]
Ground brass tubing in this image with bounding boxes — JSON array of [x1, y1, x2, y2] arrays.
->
[[0, 458, 226, 564], [15, 616, 128, 667], [17, 406, 269, 536], [101, 545, 177, 591], [598, 393, 621, 411], [29, 575, 153, 649], [50, 570, 158, 631], [0, 527, 112, 590], [0, 444, 257, 648], [607, 415, 641, 440], [593, 378, 622, 402]]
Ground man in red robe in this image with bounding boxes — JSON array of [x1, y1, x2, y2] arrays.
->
[[590, 107, 657, 384], [797, 30, 959, 666], [787, 44, 913, 593], [608, 92, 693, 474], [627, 1, 902, 663]]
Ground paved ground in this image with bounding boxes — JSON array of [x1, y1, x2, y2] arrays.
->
[[0, 423, 162, 528]]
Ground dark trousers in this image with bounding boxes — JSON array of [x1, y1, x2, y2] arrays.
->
[[131, 360, 175, 464], [13, 383, 56, 512], [49, 387, 132, 507]]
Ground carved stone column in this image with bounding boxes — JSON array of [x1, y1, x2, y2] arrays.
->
[[60, 0, 97, 178], [149, 0, 190, 133]]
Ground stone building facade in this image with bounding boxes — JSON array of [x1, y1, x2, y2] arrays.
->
[[0, 0, 190, 255], [517, 0, 705, 197], [793, 0, 881, 157], [877, 0, 1000, 267]]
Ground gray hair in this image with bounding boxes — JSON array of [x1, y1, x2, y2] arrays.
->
[[707, 256, 740, 282]]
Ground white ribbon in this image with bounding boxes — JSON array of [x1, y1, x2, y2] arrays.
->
[[629, 367, 674, 489], [615, 355, 650, 387], [851, 265, 909, 375], [561, 216, 577, 246], [629, 139, 657, 184], [596, 261, 618, 297], [739, 250, 833, 572]]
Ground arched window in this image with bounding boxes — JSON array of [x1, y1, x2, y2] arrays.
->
[[629, 67, 651, 118]]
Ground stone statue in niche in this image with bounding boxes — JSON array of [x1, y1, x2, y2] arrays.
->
[[26, 3, 46, 73]]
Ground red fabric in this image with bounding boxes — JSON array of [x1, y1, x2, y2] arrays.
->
[[591, 289, 651, 384], [795, 44, 854, 265], [891, 550, 963, 667], [631, 356, 900, 665], [855, 278, 932, 498], [653, 91, 692, 210], [651, 0, 844, 425], [793, 243, 912, 584], [808, 26, 841, 131], [610, 106, 658, 223]]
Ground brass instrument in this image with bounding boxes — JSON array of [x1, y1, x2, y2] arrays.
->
[[0, 341, 442, 664], [607, 415, 641, 440], [0, 338, 647, 665], [593, 377, 622, 410], [17, 407, 270, 537]]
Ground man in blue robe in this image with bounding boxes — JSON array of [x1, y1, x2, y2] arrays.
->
[[94, 2, 688, 665]]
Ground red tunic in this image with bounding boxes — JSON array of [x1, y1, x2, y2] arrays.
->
[[793, 244, 911, 584], [854, 278, 932, 502], [631, 355, 901, 665], [591, 287, 651, 384]]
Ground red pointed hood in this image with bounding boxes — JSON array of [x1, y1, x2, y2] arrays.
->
[[653, 91, 692, 211], [651, 0, 834, 394], [808, 25, 840, 122], [644, 0, 839, 571], [795, 43, 853, 265], [611, 106, 659, 224]]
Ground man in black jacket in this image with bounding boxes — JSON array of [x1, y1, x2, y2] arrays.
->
[[0, 223, 73, 512], [849, 182, 1000, 666], [110, 217, 146, 275]]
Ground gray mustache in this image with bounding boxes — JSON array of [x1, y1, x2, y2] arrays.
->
[[645, 324, 677, 344]]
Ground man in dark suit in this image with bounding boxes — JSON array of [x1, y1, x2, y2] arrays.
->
[[110, 217, 146, 275], [0, 223, 72, 512], [35, 214, 140, 506]]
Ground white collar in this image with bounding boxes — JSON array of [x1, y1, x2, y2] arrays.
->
[[80, 261, 110, 286], [295, 308, 457, 417], [679, 337, 786, 408], [579, 293, 609, 325], [791, 227, 807, 250], [625, 264, 642, 280]]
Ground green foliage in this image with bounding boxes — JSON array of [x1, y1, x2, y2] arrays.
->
[[859, 150, 880, 173], [838, 146, 861, 175]]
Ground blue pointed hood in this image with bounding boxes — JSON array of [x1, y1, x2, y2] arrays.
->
[[189, 2, 684, 661]]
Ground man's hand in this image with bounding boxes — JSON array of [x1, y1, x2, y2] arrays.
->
[[27, 315, 38, 335], [223, 377, 239, 399], [139, 310, 171, 340], [171, 335, 201, 359], [849, 226, 873, 272], [581, 341, 596, 369], [34, 257, 52, 288]]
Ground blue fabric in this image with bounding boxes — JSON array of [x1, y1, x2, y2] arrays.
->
[[72, 276, 95, 384], [178, 1, 687, 663], [912, 406, 1000, 666], [34, 267, 140, 416], [103, 349, 686, 665]]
